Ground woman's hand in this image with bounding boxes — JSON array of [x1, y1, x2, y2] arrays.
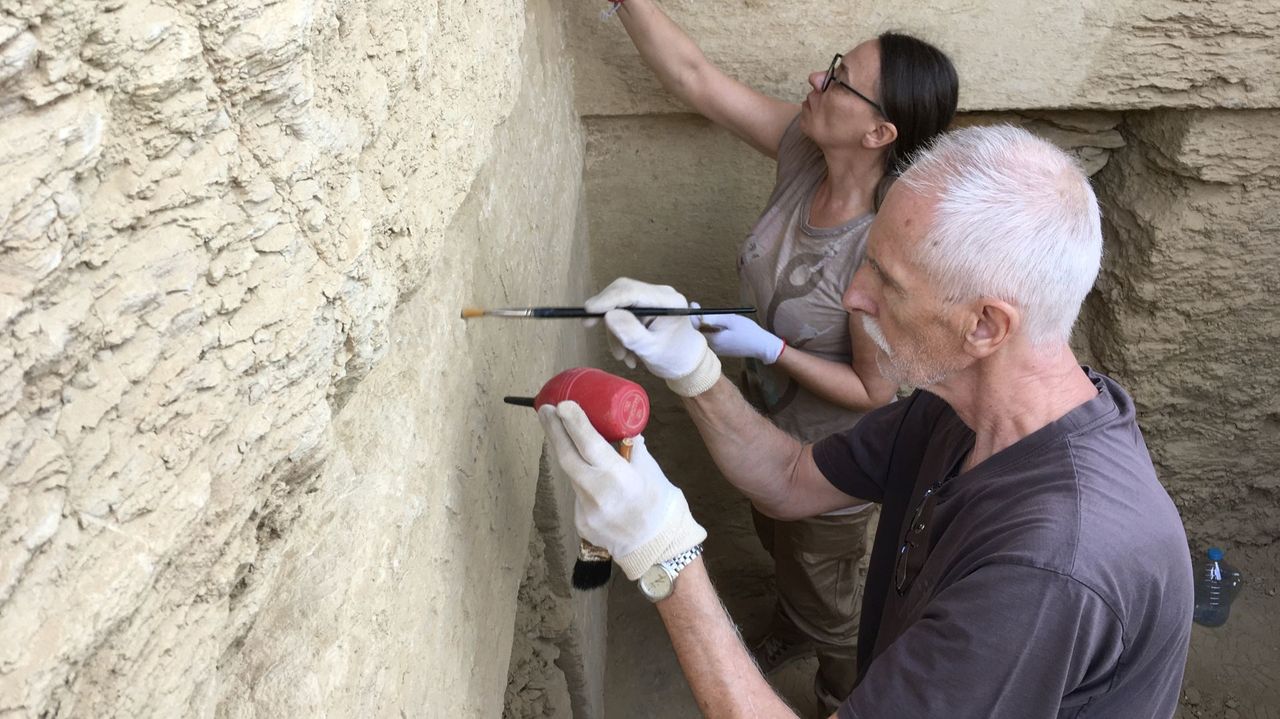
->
[[699, 313, 786, 364]]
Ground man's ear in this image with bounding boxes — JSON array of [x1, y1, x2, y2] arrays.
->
[[963, 299, 1017, 358], [863, 121, 899, 151]]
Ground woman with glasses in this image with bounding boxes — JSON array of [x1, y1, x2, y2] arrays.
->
[[607, 1, 958, 711]]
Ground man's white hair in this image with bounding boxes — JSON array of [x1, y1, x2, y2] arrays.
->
[[898, 124, 1103, 346]]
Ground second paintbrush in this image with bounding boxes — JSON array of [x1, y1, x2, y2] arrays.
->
[[460, 306, 755, 319]]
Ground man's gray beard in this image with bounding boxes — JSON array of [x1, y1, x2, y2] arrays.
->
[[862, 315, 894, 356], [863, 314, 956, 388]]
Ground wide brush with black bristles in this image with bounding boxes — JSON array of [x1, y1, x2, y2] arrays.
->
[[572, 539, 613, 590], [567, 438, 634, 590]]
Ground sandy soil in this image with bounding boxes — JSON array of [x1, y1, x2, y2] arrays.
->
[[603, 397, 1280, 718]]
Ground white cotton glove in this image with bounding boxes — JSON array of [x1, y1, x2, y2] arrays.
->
[[584, 278, 722, 397], [699, 312, 786, 364], [538, 401, 707, 580]]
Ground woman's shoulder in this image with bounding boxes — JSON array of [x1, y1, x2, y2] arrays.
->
[[774, 116, 825, 184]]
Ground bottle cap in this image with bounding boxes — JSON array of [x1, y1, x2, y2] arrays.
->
[[1207, 547, 1224, 561]]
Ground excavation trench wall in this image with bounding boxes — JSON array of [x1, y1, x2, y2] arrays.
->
[[1, 0, 1278, 718], [1, 0, 603, 716]]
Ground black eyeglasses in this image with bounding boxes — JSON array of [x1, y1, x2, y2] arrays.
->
[[822, 54, 886, 117], [894, 480, 941, 595]]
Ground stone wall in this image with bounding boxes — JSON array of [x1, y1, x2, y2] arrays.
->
[[1088, 110, 1280, 546], [567, 0, 1280, 115], [504, 451, 608, 719], [0, 0, 603, 716]]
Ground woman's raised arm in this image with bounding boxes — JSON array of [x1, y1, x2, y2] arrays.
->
[[616, 0, 798, 158]]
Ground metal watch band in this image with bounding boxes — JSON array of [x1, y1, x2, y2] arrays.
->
[[662, 544, 704, 576]]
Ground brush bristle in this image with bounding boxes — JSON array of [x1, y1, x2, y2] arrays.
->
[[460, 307, 485, 319], [571, 559, 612, 590]]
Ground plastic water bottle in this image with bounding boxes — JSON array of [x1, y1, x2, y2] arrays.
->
[[1192, 547, 1243, 627]]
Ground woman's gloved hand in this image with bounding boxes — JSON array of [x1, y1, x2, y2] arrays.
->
[[698, 311, 786, 364]]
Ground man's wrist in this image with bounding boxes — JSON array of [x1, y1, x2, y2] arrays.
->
[[616, 501, 707, 580], [638, 544, 704, 603], [666, 347, 722, 397]]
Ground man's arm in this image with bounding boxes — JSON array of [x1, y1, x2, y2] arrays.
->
[[615, 0, 797, 158], [585, 279, 865, 518], [535, 401, 842, 718], [656, 557, 837, 719], [682, 376, 865, 520], [535, 402, 822, 716]]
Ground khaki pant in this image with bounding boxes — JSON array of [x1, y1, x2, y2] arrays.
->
[[753, 506, 877, 699]]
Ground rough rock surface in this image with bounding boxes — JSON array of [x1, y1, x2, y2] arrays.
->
[[0, 0, 604, 716], [503, 451, 607, 719], [504, 522, 574, 719], [1088, 110, 1280, 546], [568, 0, 1280, 116]]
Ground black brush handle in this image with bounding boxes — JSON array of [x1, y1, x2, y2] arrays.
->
[[531, 306, 754, 318]]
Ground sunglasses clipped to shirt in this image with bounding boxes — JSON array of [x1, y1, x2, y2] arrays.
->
[[822, 53, 887, 118], [894, 479, 942, 595]]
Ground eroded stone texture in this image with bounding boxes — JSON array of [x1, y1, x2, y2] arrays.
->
[[504, 450, 609, 719], [505, 522, 574, 719], [1088, 110, 1280, 546], [529, 446, 609, 719], [567, 0, 1280, 116], [0, 0, 603, 716]]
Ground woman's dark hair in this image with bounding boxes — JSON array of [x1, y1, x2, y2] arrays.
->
[[874, 32, 959, 207]]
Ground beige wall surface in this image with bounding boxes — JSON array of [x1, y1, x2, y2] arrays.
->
[[584, 115, 774, 301], [567, 0, 1280, 116], [1, 0, 600, 716], [1089, 109, 1280, 546]]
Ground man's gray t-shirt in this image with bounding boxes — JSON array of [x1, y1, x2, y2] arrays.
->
[[813, 368, 1193, 718]]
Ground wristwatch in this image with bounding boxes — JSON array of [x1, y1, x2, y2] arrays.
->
[[637, 544, 704, 603]]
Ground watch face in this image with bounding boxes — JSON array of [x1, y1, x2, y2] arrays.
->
[[640, 565, 674, 601]]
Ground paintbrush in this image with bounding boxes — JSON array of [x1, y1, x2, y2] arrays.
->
[[460, 305, 755, 319]]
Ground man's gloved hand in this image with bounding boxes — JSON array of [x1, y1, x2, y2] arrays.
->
[[584, 278, 722, 397], [538, 401, 707, 581], [700, 313, 786, 364]]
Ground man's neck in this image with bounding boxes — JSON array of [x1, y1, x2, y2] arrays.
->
[[931, 344, 1099, 473]]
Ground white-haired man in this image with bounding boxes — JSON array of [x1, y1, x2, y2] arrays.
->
[[539, 125, 1193, 718]]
